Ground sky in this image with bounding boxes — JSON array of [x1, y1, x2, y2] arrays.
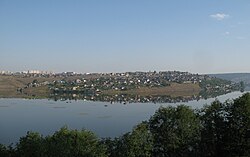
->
[[0, 0, 250, 74]]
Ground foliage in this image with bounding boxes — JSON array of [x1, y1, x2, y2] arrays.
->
[[16, 132, 44, 157], [199, 77, 231, 89], [199, 100, 229, 157], [0, 144, 12, 157], [2, 127, 107, 157], [149, 105, 200, 157], [199, 94, 250, 157], [45, 127, 107, 157], [226, 93, 250, 156], [103, 122, 153, 157]]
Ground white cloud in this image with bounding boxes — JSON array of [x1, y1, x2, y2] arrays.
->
[[224, 31, 230, 35], [210, 13, 229, 21]]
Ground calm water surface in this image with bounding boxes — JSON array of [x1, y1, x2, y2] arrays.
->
[[0, 91, 248, 145]]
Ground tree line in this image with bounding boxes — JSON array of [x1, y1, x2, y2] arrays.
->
[[1, 93, 250, 157]]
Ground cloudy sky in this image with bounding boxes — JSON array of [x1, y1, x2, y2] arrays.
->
[[0, 0, 250, 74]]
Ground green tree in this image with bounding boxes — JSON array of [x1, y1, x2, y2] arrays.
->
[[226, 93, 250, 156], [199, 94, 250, 157], [0, 144, 11, 157], [126, 122, 153, 157], [16, 132, 45, 157], [45, 127, 107, 157], [103, 122, 153, 157], [199, 100, 228, 157], [149, 105, 200, 157]]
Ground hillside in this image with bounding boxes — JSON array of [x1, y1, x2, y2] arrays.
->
[[209, 73, 250, 85], [0, 75, 57, 98], [0, 71, 241, 99]]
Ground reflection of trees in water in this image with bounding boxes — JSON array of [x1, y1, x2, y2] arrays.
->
[[49, 90, 232, 104], [199, 90, 232, 100]]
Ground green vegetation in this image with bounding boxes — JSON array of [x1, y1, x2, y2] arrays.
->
[[149, 105, 200, 157], [1, 127, 108, 157], [1, 93, 250, 157], [199, 77, 241, 99], [103, 122, 153, 157], [199, 77, 231, 88]]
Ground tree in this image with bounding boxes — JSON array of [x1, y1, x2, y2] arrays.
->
[[199, 100, 228, 157], [16, 132, 45, 157], [149, 105, 200, 157], [199, 94, 250, 157], [226, 93, 250, 156], [103, 122, 153, 157], [45, 127, 107, 157], [126, 122, 153, 157], [0, 144, 11, 157]]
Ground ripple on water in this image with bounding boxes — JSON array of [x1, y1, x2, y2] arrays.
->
[[52, 106, 66, 109], [79, 112, 88, 116], [97, 115, 112, 119], [0, 105, 9, 108], [46, 102, 55, 105]]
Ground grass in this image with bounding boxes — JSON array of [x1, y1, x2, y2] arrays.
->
[[102, 83, 201, 97], [0, 75, 53, 98]]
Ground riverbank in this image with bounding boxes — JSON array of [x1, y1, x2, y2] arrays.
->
[[102, 83, 201, 97]]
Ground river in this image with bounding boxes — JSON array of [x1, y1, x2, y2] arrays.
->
[[0, 91, 249, 145]]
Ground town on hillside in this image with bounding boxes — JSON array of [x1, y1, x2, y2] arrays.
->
[[0, 70, 243, 102]]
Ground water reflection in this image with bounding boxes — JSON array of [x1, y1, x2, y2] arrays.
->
[[0, 105, 9, 108], [48, 90, 235, 104], [97, 116, 112, 119], [52, 106, 66, 109], [79, 112, 88, 116]]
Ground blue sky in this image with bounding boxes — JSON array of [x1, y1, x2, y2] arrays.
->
[[0, 0, 250, 74]]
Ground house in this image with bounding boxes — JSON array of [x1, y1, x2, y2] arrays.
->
[[76, 79, 82, 84]]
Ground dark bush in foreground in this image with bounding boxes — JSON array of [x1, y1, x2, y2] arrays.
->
[[103, 122, 153, 157], [149, 105, 200, 157], [199, 94, 250, 157], [45, 127, 107, 157], [7, 127, 108, 157]]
